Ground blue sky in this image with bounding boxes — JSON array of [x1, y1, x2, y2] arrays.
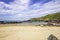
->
[[29, 0, 52, 5], [0, 0, 60, 21], [0, 0, 14, 4]]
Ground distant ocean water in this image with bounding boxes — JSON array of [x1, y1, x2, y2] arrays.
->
[[21, 22, 48, 25]]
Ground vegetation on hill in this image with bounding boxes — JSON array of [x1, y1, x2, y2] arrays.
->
[[30, 12, 60, 21]]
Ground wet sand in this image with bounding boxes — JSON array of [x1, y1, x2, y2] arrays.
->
[[0, 24, 60, 40]]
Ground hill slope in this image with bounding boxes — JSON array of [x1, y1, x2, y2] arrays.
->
[[30, 12, 60, 21]]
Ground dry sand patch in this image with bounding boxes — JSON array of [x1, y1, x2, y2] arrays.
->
[[0, 25, 60, 40]]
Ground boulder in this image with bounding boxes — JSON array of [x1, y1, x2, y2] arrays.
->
[[48, 34, 59, 40]]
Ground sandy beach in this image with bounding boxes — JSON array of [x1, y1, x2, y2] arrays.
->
[[0, 24, 60, 40]]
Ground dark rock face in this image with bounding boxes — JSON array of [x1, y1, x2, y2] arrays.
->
[[48, 34, 59, 40]]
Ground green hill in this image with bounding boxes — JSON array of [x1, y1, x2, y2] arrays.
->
[[30, 12, 60, 21]]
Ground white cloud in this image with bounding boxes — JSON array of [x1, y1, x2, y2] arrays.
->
[[0, 0, 60, 21]]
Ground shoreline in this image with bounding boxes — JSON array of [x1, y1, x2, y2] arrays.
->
[[0, 24, 60, 27]]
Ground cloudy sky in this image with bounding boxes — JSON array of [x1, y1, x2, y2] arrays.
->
[[0, 0, 60, 21]]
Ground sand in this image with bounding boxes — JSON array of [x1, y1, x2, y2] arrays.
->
[[0, 24, 60, 40]]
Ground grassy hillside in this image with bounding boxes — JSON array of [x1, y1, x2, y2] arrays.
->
[[30, 12, 60, 21]]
